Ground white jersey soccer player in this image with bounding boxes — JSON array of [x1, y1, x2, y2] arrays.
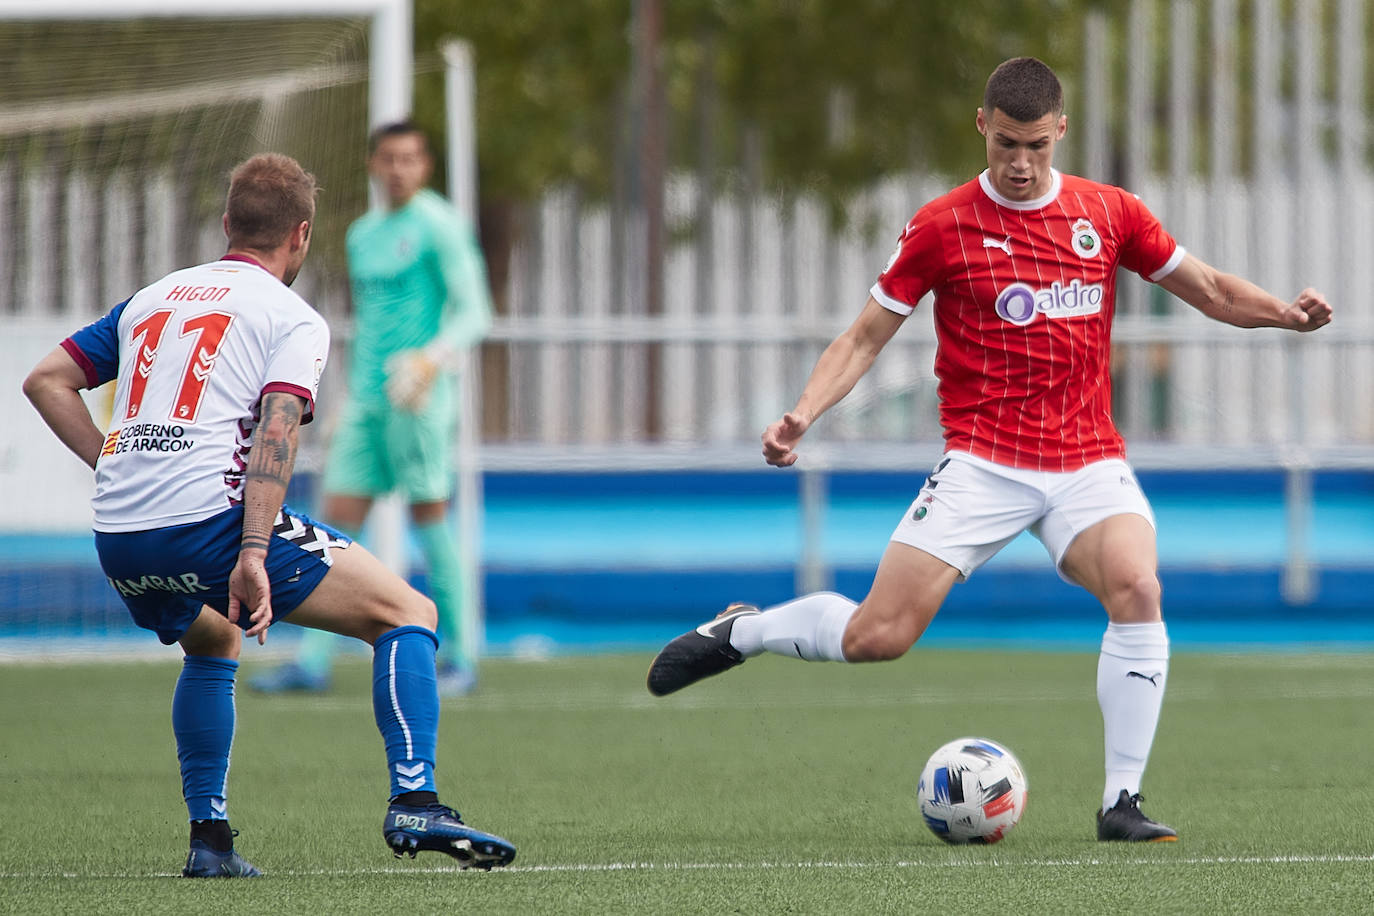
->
[[25, 153, 517, 877], [646, 56, 1331, 844], [68, 256, 329, 533], [59, 251, 346, 642]]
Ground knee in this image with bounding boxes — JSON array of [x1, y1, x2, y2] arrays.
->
[[842, 615, 917, 662], [187, 635, 240, 661], [369, 590, 437, 641], [1107, 570, 1162, 622], [401, 593, 438, 632], [179, 608, 243, 659]]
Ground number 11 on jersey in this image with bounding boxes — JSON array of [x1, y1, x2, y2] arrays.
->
[[125, 309, 235, 423]]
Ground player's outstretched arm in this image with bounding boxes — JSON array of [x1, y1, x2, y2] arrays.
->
[[1157, 253, 1333, 332], [22, 346, 105, 470], [228, 390, 305, 644], [762, 297, 905, 467]]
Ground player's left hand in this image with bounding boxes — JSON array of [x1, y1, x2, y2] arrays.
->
[[228, 551, 274, 645], [1285, 288, 1332, 332], [385, 349, 440, 411]]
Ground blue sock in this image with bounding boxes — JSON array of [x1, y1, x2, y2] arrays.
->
[[173, 656, 238, 823], [372, 626, 440, 799]]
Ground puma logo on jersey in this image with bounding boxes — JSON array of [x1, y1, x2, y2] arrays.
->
[[982, 235, 1012, 256]]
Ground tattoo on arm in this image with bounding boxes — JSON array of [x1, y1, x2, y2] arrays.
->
[[241, 392, 305, 551], [245, 393, 302, 488]]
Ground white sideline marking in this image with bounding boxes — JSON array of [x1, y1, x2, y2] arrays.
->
[[17, 677, 1374, 720], [7, 854, 1374, 879], [241, 678, 1374, 716], [506, 854, 1374, 872]]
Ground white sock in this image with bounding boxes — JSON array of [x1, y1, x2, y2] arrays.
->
[[1097, 621, 1170, 812], [729, 592, 857, 662]]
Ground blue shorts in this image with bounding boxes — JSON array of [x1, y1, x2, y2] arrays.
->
[[94, 505, 351, 645]]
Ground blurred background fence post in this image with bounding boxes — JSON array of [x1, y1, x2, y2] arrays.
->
[[443, 36, 487, 668]]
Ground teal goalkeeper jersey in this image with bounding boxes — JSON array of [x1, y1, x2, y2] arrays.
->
[[345, 188, 493, 405]]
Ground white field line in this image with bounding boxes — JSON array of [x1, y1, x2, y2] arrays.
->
[[10, 681, 1372, 724], [215, 679, 1374, 716], [5, 854, 1374, 879]]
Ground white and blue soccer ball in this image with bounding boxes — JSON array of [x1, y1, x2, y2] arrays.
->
[[917, 737, 1028, 844]]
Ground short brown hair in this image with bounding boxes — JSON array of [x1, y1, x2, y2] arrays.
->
[[225, 153, 318, 250], [983, 57, 1063, 122]]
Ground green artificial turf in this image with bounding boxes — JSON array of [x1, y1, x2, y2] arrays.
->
[[2, 649, 1372, 914]]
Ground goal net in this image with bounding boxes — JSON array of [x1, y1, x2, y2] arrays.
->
[[0, 16, 372, 322], [0, 12, 377, 652]]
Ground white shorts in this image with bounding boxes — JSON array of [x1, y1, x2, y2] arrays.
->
[[889, 451, 1155, 580]]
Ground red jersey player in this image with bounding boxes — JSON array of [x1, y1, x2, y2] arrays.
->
[[647, 57, 1332, 842]]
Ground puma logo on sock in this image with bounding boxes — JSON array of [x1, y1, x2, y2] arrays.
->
[[1126, 670, 1162, 686]]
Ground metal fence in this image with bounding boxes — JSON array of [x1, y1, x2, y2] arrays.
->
[[490, 0, 1374, 457], [493, 175, 1374, 454]]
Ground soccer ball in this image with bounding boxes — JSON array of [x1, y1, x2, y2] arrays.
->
[[917, 737, 1028, 844]]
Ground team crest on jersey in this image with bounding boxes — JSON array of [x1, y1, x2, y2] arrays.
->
[[1069, 218, 1101, 258]]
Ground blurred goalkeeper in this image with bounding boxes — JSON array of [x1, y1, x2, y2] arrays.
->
[[254, 120, 494, 697]]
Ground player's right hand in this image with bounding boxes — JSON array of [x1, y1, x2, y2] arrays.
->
[[228, 551, 274, 645], [384, 349, 439, 411], [762, 411, 811, 467]]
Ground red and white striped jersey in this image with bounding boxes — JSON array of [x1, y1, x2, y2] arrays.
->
[[871, 169, 1184, 471], [63, 255, 330, 532]]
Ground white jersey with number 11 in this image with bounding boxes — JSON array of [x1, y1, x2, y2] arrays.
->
[[61, 255, 330, 533]]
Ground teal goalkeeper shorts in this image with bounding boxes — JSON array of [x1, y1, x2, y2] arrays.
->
[[321, 384, 456, 503]]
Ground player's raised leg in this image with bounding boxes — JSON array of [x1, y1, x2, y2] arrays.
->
[[647, 541, 959, 696], [835, 542, 962, 661], [176, 607, 261, 878], [1061, 511, 1177, 842], [285, 538, 515, 868]]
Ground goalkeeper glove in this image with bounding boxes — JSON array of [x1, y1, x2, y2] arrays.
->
[[384, 349, 441, 411]]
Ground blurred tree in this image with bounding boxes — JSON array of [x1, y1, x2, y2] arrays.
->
[[414, 1, 1090, 198], [678, 1, 1088, 200], [412, 0, 1092, 304]]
